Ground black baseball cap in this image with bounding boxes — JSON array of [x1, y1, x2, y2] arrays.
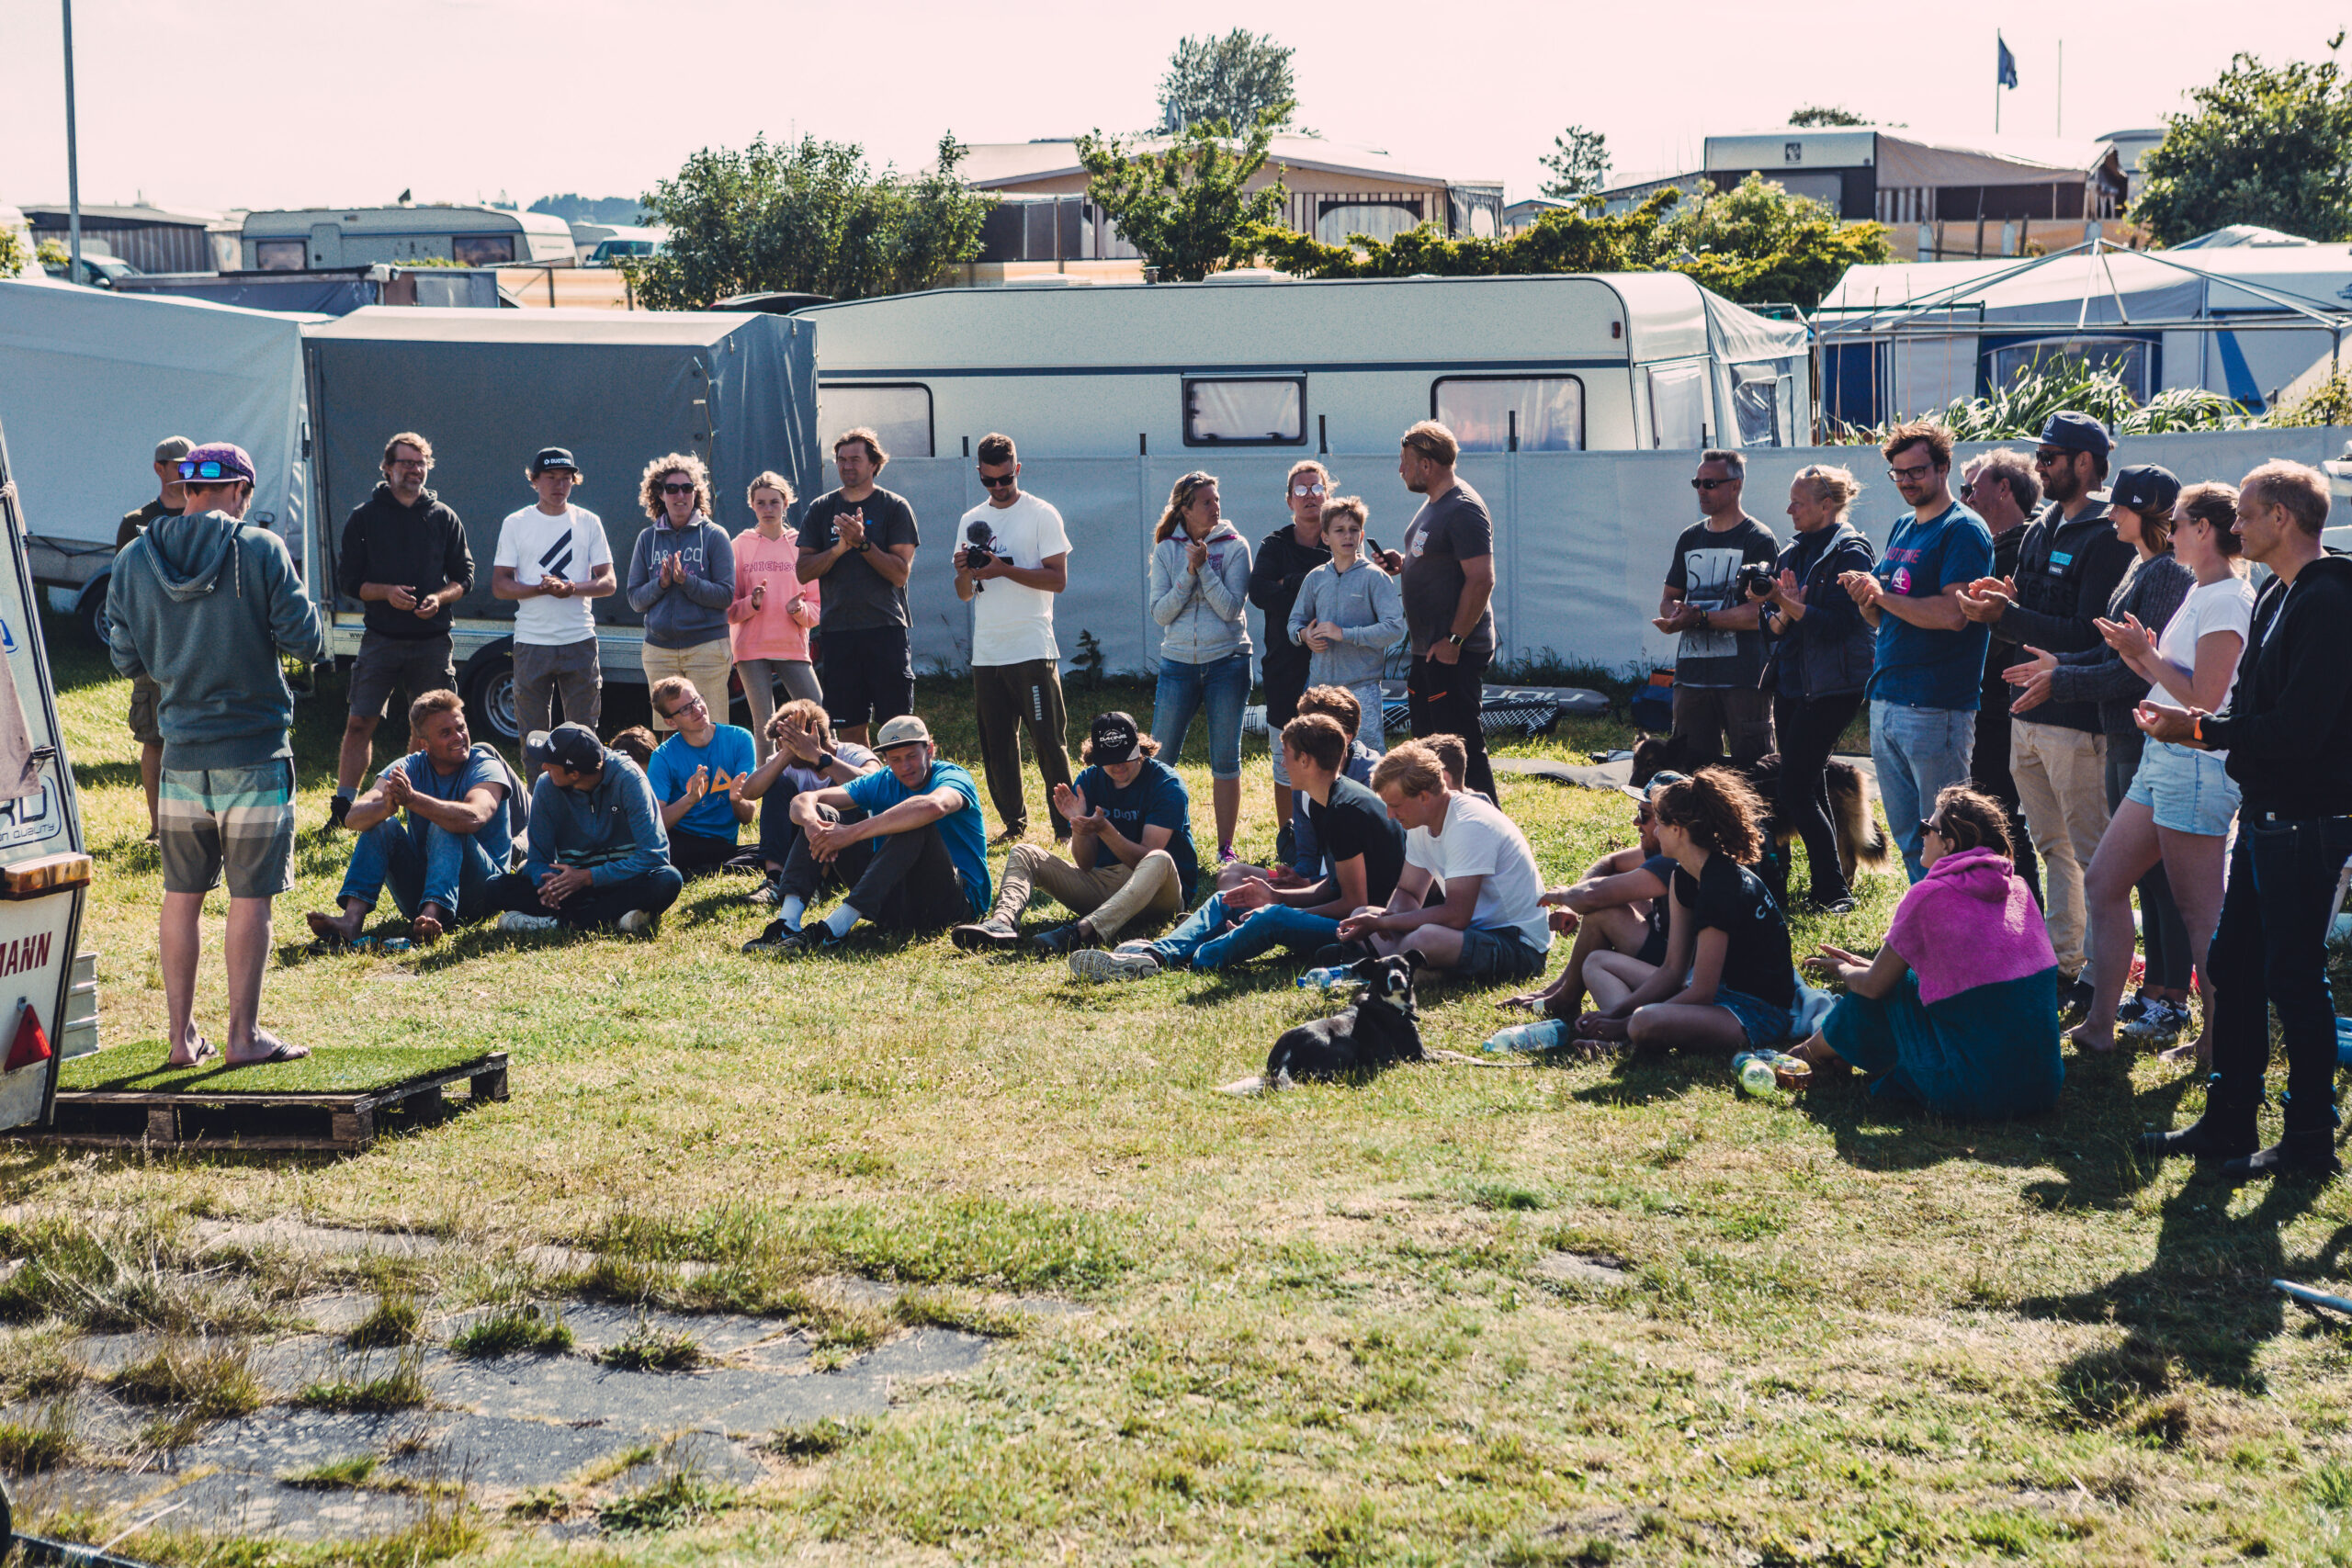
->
[[1090, 711, 1143, 764], [530, 446, 579, 476], [526, 722, 603, 774], [2039, 412, 2112, 457], [2109, 464, 2181, 518]]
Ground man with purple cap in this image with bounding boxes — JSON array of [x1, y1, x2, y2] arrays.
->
[[107, 441, 325, 1068], [490, 721, 680, 936]]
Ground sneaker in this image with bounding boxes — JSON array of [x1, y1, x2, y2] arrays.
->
[[989, 826, 1027, 847], [616, 908, 659, 938], [755, 923, 847, 958], [1070, 948, 1160, 983], [1801, 894, 1857, 916], [1217, 845, 1239, 865], [497, 910, 560, 934], [2116, 993, 2152, 1027], [952, 917, 1022, 953], [2119, 998, 2192, 1042], [1484, 1019, 1570, 1054], [1030, 921, 1088, 957], [325, 795, 351, 832], [746, 879, 783, 908], [741, 919, 801, 954]]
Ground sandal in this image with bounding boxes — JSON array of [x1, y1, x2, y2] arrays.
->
[[164, 1036, 217, 1069], [228, 1038, 310, 1067]]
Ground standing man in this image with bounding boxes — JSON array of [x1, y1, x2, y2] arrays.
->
[[107, 443, 324, 1067], [2137, 463, 2352, 1179], [329, 432, 475, 830], [1393, 421, 1499, 802], [493, 448, 615, 778], [956, 433, 1074, 843], [118, 434, 188, 839], [1250, 460, 1334, 868], [626, 454, 737, 733], [1838, 422, 1992, 882], [1956, 449, 2042, 901], [797, 428, 919, 748], [1652, 450, 1779, 767], [492, 722, 681, 936]]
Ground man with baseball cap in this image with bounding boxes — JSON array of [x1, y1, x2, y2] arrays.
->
[[744, 713, 989, 955], [116, 434, 191, 838], [953, 710, 1193, 959], [492, 447, 615, 776], [489, 721, 680, 935], [1958, 410, 2136, 1012], [107, 441, 325, 1067]]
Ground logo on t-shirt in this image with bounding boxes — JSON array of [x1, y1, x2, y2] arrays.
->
[[1890, 565, 1914, 594]]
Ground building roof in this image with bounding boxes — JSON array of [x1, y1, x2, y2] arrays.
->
[[19, 202, 225, 228], [1705, 129, 2120, 184], [957, 134, 1497, 191]]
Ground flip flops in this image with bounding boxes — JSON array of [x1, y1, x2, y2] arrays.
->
[[164, 1037, 217, 1069]]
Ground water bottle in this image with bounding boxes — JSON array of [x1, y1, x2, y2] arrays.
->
[[1297, 965, 1355, 991], [1733, 1052, 1781, 1099]]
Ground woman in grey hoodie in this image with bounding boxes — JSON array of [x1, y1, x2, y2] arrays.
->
[[1286, 496, 1405, 748], [1148, 471, 1253, 859]]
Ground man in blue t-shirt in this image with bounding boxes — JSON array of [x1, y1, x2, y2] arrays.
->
[[1838, 422, 1992, 882], [305, 690, 517, 945], [644, 676, 758, 876], [952, 711, 1195, 956], [749, 713, 989, 954]]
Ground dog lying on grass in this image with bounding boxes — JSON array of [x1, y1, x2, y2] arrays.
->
[[1630, 734, 1888, 890], [1217, 953, 1425, 1095]]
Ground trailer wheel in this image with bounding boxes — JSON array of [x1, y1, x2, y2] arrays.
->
[[78, 577, 109, 649], [460, 649, 520, 744]]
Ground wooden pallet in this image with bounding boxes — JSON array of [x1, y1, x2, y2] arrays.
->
[[30, 1052, 508, 1153]]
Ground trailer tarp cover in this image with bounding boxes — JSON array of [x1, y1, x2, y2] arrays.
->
[[300, 307, 820, 628]]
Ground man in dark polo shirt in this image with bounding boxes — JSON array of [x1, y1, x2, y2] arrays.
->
[[797, 427, 920, 748], [118, 434, 189, 839], [1391, 420, 1498, 800]]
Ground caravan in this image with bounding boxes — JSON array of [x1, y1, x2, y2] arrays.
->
[[241, 206, 576, 272]]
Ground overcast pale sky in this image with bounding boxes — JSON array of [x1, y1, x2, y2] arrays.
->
[[2, 0, 2346, 214]]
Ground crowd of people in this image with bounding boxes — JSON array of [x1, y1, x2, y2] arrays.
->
[[102, 413, 2350, 1180]]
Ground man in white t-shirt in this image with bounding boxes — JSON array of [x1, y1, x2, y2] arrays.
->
[[956, 432, 1075, 843], [493, 447, 616, 778], [1332, 739, 1550, 982]]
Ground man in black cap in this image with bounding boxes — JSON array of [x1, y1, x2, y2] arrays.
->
[[492, 448, 615, 778], [1958, 411, 2134, 1011], [328, 432, 475, 829], [117, 434, 189, 839], [490, 722, 680, 935]]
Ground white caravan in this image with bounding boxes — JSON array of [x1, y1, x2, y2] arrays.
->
[[241, 206, 576, 272]]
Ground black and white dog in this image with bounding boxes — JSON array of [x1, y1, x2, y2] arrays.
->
[[1265, 953, 1426, 1084]]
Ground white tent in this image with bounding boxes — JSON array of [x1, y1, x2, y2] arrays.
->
[[0, 279, 314, 554]]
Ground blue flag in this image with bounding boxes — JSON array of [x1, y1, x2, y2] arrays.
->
[[1997, 34, 2019, 89]]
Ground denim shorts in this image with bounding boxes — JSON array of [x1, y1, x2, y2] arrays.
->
[[2125, 738, 2241, 837], [1713, 984, 1794, 1049], [1152, 650, 1252, 780]]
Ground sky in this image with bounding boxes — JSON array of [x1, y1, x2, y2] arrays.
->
[[2, 0, 2346, 216]]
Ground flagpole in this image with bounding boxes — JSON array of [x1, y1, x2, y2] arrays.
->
[[2057, 40, 2064, 136]]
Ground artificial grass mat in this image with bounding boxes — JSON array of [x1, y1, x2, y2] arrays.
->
[[58, 1043, 496, 1096]]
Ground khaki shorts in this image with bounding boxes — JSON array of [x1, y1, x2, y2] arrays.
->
[[127, 674, 162, 746], [640, 638, 736, 731], [349, 629, 457, 721], [159, 759, 297, 899]]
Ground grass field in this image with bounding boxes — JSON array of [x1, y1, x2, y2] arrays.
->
[[12, 614, 2352, 1565]]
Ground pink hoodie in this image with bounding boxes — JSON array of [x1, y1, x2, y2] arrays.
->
[[1884, 845, 2055, 1006]]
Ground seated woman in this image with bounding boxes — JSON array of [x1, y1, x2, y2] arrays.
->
[[1577, 768, 1795, 1052], [1791, 784, 2063, 1119]]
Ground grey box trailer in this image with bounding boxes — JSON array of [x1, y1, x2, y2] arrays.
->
[[300, 307, 820, 739]]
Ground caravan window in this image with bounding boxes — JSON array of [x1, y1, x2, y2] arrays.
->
[[453, 235, 514, 267], [1731, 366, 1781, 447], [820, 383, 933, 459], [254, 240, 306, 272], [1433, 377, 1585, 452], [1647, 364, 1708, 449], [1183, 378, 1305, 446]]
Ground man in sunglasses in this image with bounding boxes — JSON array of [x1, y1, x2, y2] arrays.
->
[[107, 442, 325, 1067], [116, 434, 191, 840], [1653, 450, 1780, 768], [955, 432, 1073, 844]]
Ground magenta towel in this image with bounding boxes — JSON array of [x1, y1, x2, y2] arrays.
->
[[1883, 845, 2056, 1007]]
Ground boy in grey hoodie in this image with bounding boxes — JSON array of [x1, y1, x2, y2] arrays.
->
[[107, 443, 325, 1069], [1285, 497, 1405, 749]]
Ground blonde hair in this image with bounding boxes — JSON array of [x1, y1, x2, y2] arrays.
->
[[1155, 471, 1218, 544], [649, 675, 699, 717], [746, 470, 795, 509], [639, 452, 711, 522], [406, 688, 463, 740], [1792, 463, 1861, 518], [1401, 420, 1458, 467], [1371, 740, 1446, 798]]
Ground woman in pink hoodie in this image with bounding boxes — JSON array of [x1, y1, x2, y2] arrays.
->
[[729, 471, 821, 761]]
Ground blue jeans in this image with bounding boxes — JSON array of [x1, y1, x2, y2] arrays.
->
[[1871, 700, 1977, 882], [1149, 894, 1339, 971], [338, 814, 506, 924], [1152, 651, 1251, 781], [2208, 811, 2352, 1131]]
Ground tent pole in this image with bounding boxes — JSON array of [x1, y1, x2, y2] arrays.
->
[[62, 0, 81, 281]]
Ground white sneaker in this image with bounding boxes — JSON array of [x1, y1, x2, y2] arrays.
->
[[616, 909, 659, 938], [497, 910, 560, 933], [1070, 948, 1159, 983]]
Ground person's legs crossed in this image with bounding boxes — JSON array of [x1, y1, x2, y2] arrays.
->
[[1078, 850, 1181, 942], [1193, 903, 1340, 969]]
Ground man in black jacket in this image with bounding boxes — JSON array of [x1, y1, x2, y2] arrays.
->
[[1956, 449, 2041, 903], [119, 434, 189, 839], [332, 433, 476, 829], [1958, 412, 2132, 1007], [1248, 461, 1332, 869], [2139, 461, 2352, 1180]]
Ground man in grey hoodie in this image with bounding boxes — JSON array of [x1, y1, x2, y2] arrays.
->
[[107, 443, 325, 1068]]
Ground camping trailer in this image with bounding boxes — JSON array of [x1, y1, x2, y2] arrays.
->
[[241, 206, 576, 272]]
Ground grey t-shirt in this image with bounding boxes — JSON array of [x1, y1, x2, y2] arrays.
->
[[1399, 481, 1496, 658], [797, 487, 920, 632], [1665, 515, 1779, 689]]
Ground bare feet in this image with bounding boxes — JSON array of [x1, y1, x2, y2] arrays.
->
[[1787, 1032, 1851, 1075], [2157, 1032, 2211, 1068], [305, 909, 361, 943], [2067, 1022, 2118, 1055], [1575, 1011, 1630, 1043], [411, 905, 447, 944], [225, 1030, 309, 1067]]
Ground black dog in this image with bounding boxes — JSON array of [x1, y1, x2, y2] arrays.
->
[[1630, 733, 1889, 889], [1265, 953, 1426, 1084]]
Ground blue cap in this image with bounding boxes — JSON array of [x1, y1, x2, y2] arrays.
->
[[2039, 411, 2112, 456], [2109, 464, 2180, 517]]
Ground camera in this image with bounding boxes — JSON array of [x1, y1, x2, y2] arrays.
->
[[1736, 561, 1777, 600], [960, 520, 1003, 582]]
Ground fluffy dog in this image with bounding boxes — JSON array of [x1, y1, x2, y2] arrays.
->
[[1630, 733, 1889, 887], [1265, 953, 1426, 1084]]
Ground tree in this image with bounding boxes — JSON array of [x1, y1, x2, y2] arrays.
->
[[1078, 111, 1289, 282], [0, 226, 27, 280], [628, 133, 993, 308], [1789, 105, 1869, 127], [1249, 192, 1680, 281], [2133, 35, 2352, 244], [1659, 175, 1892, 310], [1538, 126, 1611, 200], [1159, 30, 1296, 132]]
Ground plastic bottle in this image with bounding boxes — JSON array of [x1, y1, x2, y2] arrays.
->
[[1732, 1051, 1781, 1099], [1297, 965, 1356, 991]]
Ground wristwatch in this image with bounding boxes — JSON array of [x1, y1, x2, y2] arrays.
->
[[816, 749, 838, 771], [1447, 632, 1465, 648]]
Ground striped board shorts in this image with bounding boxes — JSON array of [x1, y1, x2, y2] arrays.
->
[[159, 759, 297, 899]]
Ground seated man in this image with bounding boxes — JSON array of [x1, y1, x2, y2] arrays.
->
[[951, 711, 1194, 957], [305, 689, 517, 945], [644, 676, 757, 875], [1329, 740, 1551, 982], [745, 714, 990, 955], [1221, 684, 1380, 891], [1073, 711, 1404, 981], [492, 722, 683, 935], [740, 698, 879, 906]]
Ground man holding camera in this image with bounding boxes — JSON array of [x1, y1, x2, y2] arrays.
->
[[955, 433, 1075, 843], [1653, 450, 1779, 767]]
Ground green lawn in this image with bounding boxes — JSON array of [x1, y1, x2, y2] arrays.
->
[[58, 1042, 496, 1096], [13, 611, 2352, 1565]]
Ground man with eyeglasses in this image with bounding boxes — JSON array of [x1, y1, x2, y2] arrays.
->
[[117, 434, 190, 840], [1955, 412, 2132, 1010], [643, 674, 757, 876], [955, 432, 1074, 844], [1838, 421, 1992, 883], [328, 432, 476, 831], [1250, 460, 1336, 870], [1653, 450, 1780, 769]]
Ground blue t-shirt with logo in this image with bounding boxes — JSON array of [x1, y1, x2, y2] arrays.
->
[[843, 759, 991, 917], [391, 743, 514, 868], [1869, 502, 1993, 711], [1075, 758, 1197, 902], [646, 724, 758, 841]]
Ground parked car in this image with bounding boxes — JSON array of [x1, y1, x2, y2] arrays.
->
[[585, 236, 662, 267], [41, 253, 141, 289]]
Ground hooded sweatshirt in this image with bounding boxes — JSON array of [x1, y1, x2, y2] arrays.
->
[[1288, 555, 1406, 689], [523, 749, 671, 886], [625, 513, 737, 649], [1249, 523, 1331, 704], [1149, 522, 1253, 664], [2199, 552, 2352, 818], [1987, 500, 2133, 734], [107, 509, 325, 770], [336, 482, 474, 640]]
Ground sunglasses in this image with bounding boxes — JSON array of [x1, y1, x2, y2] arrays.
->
[[1635, 807, 1655, 825], [978, 471, 1016, 489], [1957, 480, 1977, 497], [1292, 483, 1328, 497], [176, 458, 243, 481], [1691, 478, 1734, 491], [1919, 818, 1946, 840], [661, 481, 696, 495]]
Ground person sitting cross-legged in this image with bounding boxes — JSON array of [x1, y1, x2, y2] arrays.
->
[[643, 675, 757, 876], [491, 722, 683, 936], [305, 689, 519, 946], [739, 699, 879, 907], [1071, 712, 1406, 981], [744, 714, 991, 955], [952, 711, 1195, 959]]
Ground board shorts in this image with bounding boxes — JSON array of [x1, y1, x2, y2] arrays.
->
[[159, 759, 297, 899]]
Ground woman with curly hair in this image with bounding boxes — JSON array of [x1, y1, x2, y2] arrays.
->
[[1578, 767, 1796, 1051], [626, 452, 737, 732], [1793, 784, 2064, 1119]]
